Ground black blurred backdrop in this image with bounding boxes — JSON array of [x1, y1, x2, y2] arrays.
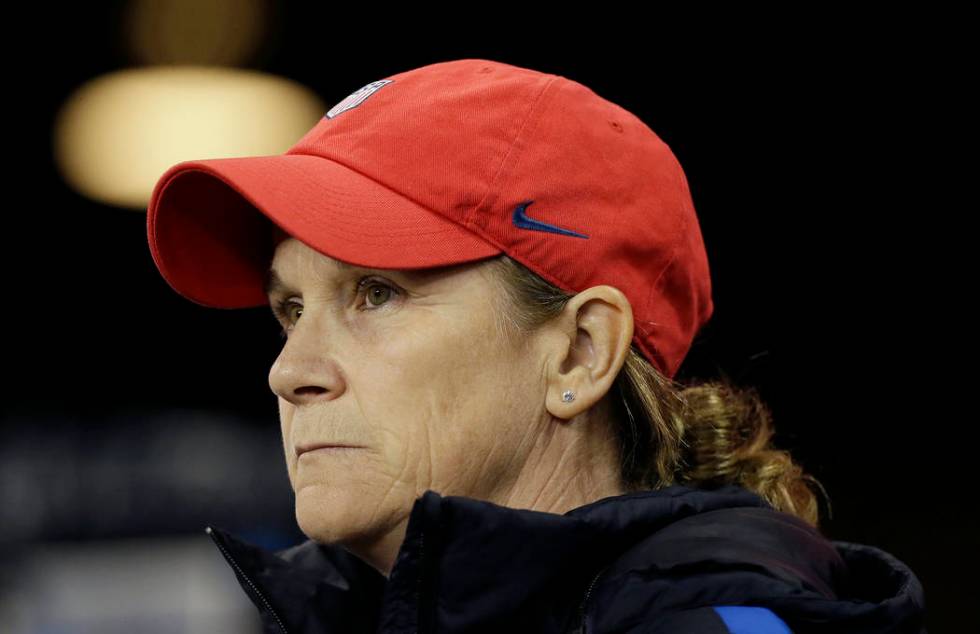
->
[[0, 3, 967, 632]]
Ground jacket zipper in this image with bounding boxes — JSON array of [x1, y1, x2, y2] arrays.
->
[[417, 530, 425, 634], [573, 564, 610, 634], [206, 526, 289, 634]]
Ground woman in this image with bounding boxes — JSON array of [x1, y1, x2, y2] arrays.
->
[[146, 58, 927, 633]]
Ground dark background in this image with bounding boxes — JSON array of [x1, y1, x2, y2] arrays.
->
[[1, 4, 966, 631]]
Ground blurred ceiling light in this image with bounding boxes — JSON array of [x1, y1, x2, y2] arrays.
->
[[52, 66, 326, 210]]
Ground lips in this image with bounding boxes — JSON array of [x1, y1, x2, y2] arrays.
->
[[295, 443, 362, 458]]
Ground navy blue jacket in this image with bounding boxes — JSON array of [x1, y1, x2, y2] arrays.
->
[[205, 484, 927, 633]]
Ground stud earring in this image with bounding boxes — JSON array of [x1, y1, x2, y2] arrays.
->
[[562, 390, 575, 403]]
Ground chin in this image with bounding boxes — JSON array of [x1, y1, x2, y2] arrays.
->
[[294, 486, 374, 545]]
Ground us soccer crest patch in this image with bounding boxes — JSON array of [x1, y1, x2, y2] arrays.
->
[[325, 79, 393, 119]]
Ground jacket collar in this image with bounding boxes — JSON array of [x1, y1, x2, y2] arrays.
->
[[207, 484, 787, 632], [584, 504, 927, 633], [205, 484, 926, 633]]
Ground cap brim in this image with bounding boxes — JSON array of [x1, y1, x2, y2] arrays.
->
[[146, 153, 502, 308]]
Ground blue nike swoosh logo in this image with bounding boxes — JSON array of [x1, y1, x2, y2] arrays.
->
[[512, 201, 589, 239]]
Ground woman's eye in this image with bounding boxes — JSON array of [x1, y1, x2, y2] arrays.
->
[[274, 300, 302, 339], [273, 277, 398, 339], [362, 279, 395, 308]]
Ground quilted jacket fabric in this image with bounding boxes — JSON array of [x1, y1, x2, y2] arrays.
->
[[205, 483, 927, 633]]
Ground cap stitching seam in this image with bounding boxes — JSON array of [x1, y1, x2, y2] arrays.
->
[[280, 151, 443, 218], [461, 74, 563, 229], [634, 244, 680, 368]]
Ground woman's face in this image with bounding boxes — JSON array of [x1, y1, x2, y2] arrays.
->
[[266, 236, 548, 566]]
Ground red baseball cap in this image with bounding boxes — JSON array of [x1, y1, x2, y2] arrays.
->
[[146, 58, 713, 379]]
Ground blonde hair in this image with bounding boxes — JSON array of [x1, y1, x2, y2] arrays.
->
[[481, 254, 831, 529]]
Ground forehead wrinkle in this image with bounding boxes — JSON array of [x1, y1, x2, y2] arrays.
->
[[264, 257, 358, 297], [263, 241, 456, 298], [265, 252, 421, 298]]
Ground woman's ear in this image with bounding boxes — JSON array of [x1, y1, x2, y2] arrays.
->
[[544, 285, 634, 421]]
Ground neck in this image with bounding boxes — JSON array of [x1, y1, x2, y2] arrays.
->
[[340, 410, 626, 579], [493, 409, 627, 515]]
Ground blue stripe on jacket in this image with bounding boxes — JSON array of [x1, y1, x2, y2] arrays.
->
[[712, 606, 793, 633]]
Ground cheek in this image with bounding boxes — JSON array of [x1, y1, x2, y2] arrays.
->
[[337, 328, 446, 463], [369, 319, 529, 488], [279, 397, 294, 437], [279, 398, 295, 485]]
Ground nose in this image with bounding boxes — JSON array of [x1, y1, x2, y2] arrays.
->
[[268, 330, 346, 406]]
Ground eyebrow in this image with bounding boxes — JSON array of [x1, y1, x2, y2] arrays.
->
[[264, 263, 348, 298], [263, 258, 445, 300], [264, 260, 400, 298]]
